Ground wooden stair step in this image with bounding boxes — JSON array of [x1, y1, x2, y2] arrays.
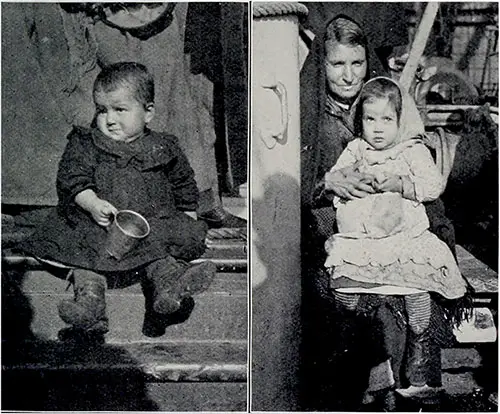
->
[[28, 291, 247, 343], [21, 269, 246, 294], [2, 252, 247, 273], [2, 339, 247, 382], [17, 271, 247, 342], [441, 347, 483, 371], [1, 225, 247, 251], [2, 339, 247, 411], [2, 223, 248, 273], [442, 372, 481, 396]]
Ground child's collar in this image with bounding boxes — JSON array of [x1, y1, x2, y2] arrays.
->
[[360, 138, 423, 166]]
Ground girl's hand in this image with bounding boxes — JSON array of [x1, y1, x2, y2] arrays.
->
[[373, 174, 403, 194], [89, 199, 118, 227], [325, 168, 375, 200]]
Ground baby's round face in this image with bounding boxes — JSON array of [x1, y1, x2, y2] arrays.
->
[[94, 86, 154, 142], [362, 97, 399, 151]]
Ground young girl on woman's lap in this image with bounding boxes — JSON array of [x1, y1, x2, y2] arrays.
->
[[324, 77, 467, 397]]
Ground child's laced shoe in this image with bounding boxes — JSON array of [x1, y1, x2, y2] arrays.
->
[[57, 269, 109, 336], [145, 257, 216, 315]]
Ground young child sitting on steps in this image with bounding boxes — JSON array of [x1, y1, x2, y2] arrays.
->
[[21, 62, 216, 340]]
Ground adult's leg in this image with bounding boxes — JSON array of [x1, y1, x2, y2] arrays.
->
[[301, 208, 373, 410], [362, 295, 405, 411]]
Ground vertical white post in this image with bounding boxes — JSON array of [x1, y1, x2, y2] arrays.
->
[[399, 2, 440, 91], [251, 3, 307, 410]]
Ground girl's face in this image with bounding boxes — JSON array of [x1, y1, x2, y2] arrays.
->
[[94, 85, 154, 142], [362, 97, 399, 150]]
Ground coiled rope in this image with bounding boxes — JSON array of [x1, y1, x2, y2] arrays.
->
[[253, 2, 308, 19]]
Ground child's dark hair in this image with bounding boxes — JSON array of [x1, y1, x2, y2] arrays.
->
[[93, 62, 154, 106], [354, 78, 402, 135]]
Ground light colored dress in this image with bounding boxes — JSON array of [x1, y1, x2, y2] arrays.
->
[[324, 137, 467, 299]]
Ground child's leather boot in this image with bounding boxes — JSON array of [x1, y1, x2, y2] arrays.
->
[[58, 269, 108, 333], [405, 328, 431, 386], [141, 275, 195, 337], [145, 257, 216, 315]]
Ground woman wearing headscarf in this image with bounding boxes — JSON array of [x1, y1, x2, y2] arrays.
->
[[299, 13, 462, 411]]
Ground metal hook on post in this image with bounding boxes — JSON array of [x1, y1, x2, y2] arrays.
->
[[260, 80, 289, 148]]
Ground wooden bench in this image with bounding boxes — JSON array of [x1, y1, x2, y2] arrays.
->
[[455, 244, 497, 305], [453, 245, 497, 346]]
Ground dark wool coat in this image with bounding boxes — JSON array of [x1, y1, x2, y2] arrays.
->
[[21, 127, 208, 272]]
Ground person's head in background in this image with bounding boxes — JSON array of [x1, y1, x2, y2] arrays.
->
[[93, 62, 155, 143], [324, 15, 368, 105]]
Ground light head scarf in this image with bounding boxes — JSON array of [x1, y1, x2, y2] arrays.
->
[[354, 76, 426, 164]]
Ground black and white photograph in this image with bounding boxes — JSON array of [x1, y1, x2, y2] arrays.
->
[[252, 2, 498, 412], [1, 1, 499, 413], [2, 2, 248, 411]]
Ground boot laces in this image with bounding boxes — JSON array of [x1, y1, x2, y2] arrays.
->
[[65, 269, 75, 292], [74, 280, 104, 301]]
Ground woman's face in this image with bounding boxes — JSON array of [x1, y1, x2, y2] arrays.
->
[[325, 41, 367, 102]]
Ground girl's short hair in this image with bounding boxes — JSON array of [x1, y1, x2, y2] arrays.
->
[[354, 78, 403, 135], [93, 62, 154, 106]]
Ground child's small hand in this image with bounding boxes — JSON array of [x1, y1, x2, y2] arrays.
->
[[373, 174, 403, 193], [325, 168, 375, 200], [90, 199, 118, 227], [359, 173, 376, 186]]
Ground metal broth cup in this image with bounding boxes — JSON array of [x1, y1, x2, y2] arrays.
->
[[105, 210, 150, 260]]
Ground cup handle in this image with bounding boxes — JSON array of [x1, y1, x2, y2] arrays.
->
[[105, 211, 116, 232]]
